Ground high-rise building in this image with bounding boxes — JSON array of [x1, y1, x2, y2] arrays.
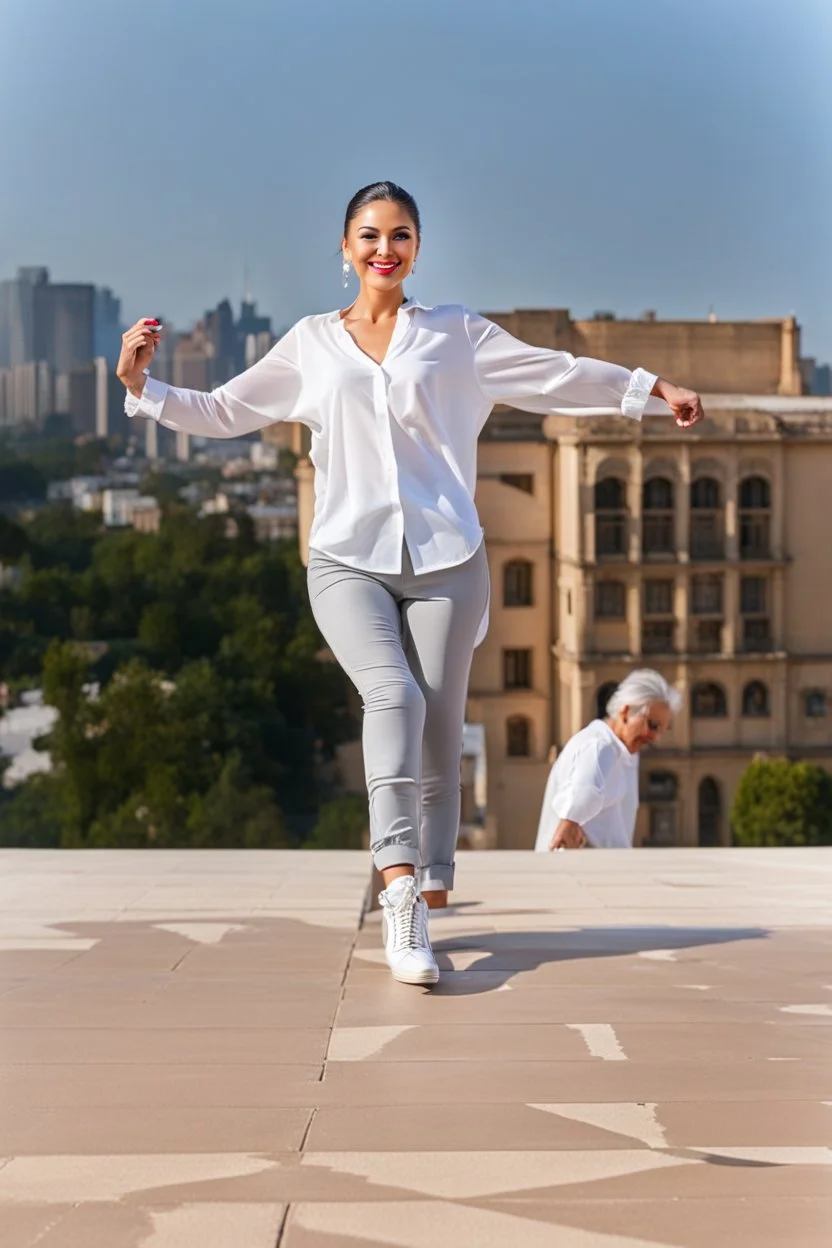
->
[[0, 360, 55, 427], [0, 267, 49, 368], [33, 281, 95, 374], [94, 287, 123, 368]]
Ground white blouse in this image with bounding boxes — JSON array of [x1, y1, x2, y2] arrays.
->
[[126, 298, 669, 576], [534, 719, 640, 850]]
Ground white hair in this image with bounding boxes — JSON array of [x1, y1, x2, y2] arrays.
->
[[605, 669, 682, 718]]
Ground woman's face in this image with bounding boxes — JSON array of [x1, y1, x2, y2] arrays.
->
[[343, 199, 419, 296]]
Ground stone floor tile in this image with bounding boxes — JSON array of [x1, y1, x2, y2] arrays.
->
[[304, 1104, 647, 1151], [284, 1198, 671, 1247], [0, 1106, 313, 1154], [0, 1027, 330, 1065], [320, 1059, 832, 1105], [1, 1063, 325, 1108], [496, 1196, 832, 1248], [30, 1201, 286, 1247]]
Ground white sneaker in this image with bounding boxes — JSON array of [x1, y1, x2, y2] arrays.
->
[[379, 876, 439, 986]]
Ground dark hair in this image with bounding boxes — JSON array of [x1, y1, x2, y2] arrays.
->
[[343, 182, 421, 239]]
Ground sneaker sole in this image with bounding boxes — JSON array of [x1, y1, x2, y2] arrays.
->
[[391, 965, 440, 986]]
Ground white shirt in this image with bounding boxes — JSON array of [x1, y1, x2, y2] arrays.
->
[[534, 719, 640, 850], [126, 299, 667, 585]]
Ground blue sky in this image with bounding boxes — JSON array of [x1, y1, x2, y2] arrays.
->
[[1, 0, 830, 357]]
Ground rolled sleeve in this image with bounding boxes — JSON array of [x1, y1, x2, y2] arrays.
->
[[621, 367, 658, 421], [124, 376, 169, 423]]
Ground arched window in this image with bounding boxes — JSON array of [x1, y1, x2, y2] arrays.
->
[[690, 477, 724, 559], [742, 681, 770, 718], [691, 477, 721, 509], [739, 476, 771, 559], [691, 682, 728, 718], [594, 477, 628, 557], [698, 777, 721, 846], [642, 477, 675, 555], [503, 559, 534, 607], [596, 681, 619, 719], [506, 715, 532, 757]]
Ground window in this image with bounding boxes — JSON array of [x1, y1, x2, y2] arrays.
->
[[643, 579, 675, 654], [690, 477, 724, 560], [742, 681, 770, 718], [692, 682, 727, 717], [805, 690, 828, 718], [698, 777, 721, 846], [743, 619, 773, 652], [503, 648, 532, 689], [740, 576, 767, 614], [691, 478, 720, 509], [594, 580, 625, 619], [643, 621, 675, 653], [644, 771, 678, 846], [500, 473, 534, 494], [740, 576, 771, 652], [595, 477, 628, 557], [506, 715, 531, 757], [645, 771, 678, 801], [503, 560, 533, 607], [692, 574, 723, 615], [691, 573, 723, 653], [644, 580, 674, 615], [739, 475, 771, 559], [596, 681, 619, 719], [642, 477, 675, 555], [694, 620, 723, 653]]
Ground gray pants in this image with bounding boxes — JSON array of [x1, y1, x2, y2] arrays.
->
[[307, 542, 489, 892]]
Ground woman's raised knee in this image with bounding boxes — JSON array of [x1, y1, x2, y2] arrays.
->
[[363, 674, 426, 719]]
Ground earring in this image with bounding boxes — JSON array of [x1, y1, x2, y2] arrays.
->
[[342, 259, 350, 289]]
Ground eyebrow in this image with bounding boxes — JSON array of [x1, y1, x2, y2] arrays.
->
[[357, 225, 412, 233]]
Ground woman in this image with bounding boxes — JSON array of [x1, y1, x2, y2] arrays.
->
[[534, 669, 683, 851], [117, 181, 704, 986]]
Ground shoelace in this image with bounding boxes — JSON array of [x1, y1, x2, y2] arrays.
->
[[386, 881, 424, 951]]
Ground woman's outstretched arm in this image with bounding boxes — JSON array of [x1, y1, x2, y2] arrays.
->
[[117, 319, 303, 438], [465, 310, 704, 428]]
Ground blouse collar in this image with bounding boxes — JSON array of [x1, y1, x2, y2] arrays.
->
[[327, 297, 430, 324]]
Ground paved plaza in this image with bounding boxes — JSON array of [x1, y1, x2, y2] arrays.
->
[[0, 847, 830, 1246]]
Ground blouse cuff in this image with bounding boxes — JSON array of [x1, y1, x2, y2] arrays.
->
[[620, 367, 658, 422], [124, 375, 169, 422]]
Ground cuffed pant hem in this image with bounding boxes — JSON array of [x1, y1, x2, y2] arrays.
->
[[418, 863, 455, 892], [373, 843, 421, 873]]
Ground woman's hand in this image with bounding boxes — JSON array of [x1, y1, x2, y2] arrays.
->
[[116, 319, 162, 397], [548, 819, 587, 850], [651, 378, 705, 429]]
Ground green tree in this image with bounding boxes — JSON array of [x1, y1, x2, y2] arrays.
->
[[731, 757, 832, 847], [307, 793, 368, 850]]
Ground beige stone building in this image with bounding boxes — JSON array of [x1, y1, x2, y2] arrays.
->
[[287, 308, 832, 849]]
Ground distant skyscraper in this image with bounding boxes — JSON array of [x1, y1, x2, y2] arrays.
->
[[0, 266, 49, 368], [94, 287, 123, 367], [34, 282, 95, 373], [235, 297, 272, 372]]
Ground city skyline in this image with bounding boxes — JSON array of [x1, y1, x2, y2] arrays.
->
[[1, 0, 830, 357]]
